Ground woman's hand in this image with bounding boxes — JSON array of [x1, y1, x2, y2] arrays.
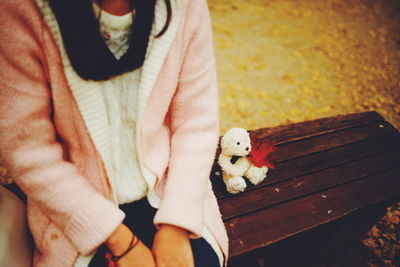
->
[[106, 224, 155, 267], [152, 224, 194, 267]]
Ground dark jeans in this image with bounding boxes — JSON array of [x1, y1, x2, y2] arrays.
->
[[88, 197, 220, 267]]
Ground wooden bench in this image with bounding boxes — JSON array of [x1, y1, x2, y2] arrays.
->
[[210, 111, 400, 266]]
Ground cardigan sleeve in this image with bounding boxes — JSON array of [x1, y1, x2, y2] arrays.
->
[[153, 0, 220, 236], [0, 0, 125, 255]]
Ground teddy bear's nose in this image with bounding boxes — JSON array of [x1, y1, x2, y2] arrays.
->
[[246, 147, 249, 151]]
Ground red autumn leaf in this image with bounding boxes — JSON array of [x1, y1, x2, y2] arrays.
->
[[246, 137, 277, 168]]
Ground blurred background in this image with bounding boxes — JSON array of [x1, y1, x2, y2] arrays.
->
[[210, 0, 399, 133], [209, 0, 399, 266]]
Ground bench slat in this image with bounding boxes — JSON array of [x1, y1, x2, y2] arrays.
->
[[219, 147, 400, 220], [225, 167, 400, 257], [212, 124, 399, 199], [273, 121, 396, 162], [247, 111, 383, 145]]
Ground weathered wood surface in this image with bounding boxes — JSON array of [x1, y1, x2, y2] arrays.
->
[[211, 111, 400, 260]]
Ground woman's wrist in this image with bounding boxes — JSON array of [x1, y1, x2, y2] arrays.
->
[[105, 233, 139, 265], [153, 224, 194, 267], [106, 223, 135, 255]]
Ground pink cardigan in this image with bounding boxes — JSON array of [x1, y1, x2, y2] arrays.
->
[[0, 0, 229, 266]]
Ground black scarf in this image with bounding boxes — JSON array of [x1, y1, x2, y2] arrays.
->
[[48, 0, 156, 81]]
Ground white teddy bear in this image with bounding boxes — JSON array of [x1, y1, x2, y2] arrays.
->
[[218, 127, 269, 194]]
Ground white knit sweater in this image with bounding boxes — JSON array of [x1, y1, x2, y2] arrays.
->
[[92, 2, 148, 205]]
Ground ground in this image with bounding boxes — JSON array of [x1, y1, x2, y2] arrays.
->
[[210, 0, 399, 134], [209, 0, 399, 265]]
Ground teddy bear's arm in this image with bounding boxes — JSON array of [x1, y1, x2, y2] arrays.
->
[[218, 153, 243, 176]]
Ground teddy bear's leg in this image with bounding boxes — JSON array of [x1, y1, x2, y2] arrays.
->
[[245, 165, 269, 185], [223, 173, 247, 194], [226, 176, 247, 194]]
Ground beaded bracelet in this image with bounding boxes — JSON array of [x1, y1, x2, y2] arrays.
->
[[104, 234, 139, 267]]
